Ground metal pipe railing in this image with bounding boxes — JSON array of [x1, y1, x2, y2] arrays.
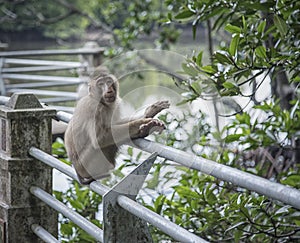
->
[[31, 224, 59, 243], [133, 138, 300, 210], [56, 111, 73, 123], [30, 186, 103, 242], [3, 58, 84, 67], [7, 89, 78, 97], [2, 73, 82, 82], [29, 147, 206, 242], [44, 109, 300, 210], [0, 48, 105, 57]]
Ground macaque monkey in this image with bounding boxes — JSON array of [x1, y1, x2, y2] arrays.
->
[[64, 68, 170, 184]]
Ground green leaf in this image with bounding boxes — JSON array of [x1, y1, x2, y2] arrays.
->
[[223, 81, 237, 89], [60, 223, 73, 236], [274, 14, 288, 37], [214, 51, 233, 64], [225, 24, 241, 34], [242, 16, 247, 32], [175, 186, 200, 199], [175, 10, 195, 19], [191, 81, 202, 94], [255, 45, 267, 59], [182, 63, 199, 77], [229, 34, 240, 56], [154, 195, 166, 214], [281, 174, 300, 187], [196, 51, 203, 66], [127, 146, 133, 156], [225, 134, 243, 143], [257, 20, 266, 34], [200, 65, 216, 74]]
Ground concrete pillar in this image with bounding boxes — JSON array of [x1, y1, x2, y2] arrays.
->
[[0, 93, 57, 242]]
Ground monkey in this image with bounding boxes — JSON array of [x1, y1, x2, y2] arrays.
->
[[64, 69, 170, 184]]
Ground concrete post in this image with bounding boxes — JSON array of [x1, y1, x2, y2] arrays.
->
[[79, 41, 103, 68], [0, 58, 6, 96], [0, 93, 57, 242]]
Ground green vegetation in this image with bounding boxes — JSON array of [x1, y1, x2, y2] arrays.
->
[[5, 0, 299, 241]]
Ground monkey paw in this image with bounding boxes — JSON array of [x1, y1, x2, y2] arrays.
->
[[144, 100, 170, 118], [139, 119, 165, 137]]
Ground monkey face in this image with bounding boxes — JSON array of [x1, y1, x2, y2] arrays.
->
[[95, 75, 117, 104]]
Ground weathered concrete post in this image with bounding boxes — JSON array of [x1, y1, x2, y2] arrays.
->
[[0, 93, 57, 242], [79, 41, 103, 68], [0, 58, 6, 96]]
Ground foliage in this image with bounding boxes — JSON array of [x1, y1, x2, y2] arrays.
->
[[0, 0, 91, 39], [0, 0, 181, 48], [143, 110, 300, 242], [169, 0, 299, 106]]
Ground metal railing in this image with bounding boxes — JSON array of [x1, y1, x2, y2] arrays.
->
[[28, 147, 206, 243], [30, 104, 300, 241], [54, 108, 300, 210]]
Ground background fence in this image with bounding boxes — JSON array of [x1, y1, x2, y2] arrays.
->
[[0, 42, 103, 113]]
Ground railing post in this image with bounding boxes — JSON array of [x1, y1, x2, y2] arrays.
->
[[0, 58, 6, 95], [103, 153, 157, 243], [80, 41, 103, 68], [0, 93, 57, 242]]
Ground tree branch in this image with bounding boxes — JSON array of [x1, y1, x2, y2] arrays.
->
[[52, 0, 113, 34]]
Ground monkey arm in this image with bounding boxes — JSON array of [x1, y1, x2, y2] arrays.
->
[[114, 100, 170, 125], [95, 118, 165, 148]]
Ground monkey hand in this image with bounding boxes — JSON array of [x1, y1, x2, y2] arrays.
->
[[144, 100, 170, 118], [129, 118, 166, 138], [138, 118, 166, 137]]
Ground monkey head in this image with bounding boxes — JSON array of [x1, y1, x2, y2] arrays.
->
[[89, 74, 119, 104]]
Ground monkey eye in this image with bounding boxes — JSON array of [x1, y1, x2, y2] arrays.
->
[[96, 81, 105, 87], [105, 78, 114, 85]]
